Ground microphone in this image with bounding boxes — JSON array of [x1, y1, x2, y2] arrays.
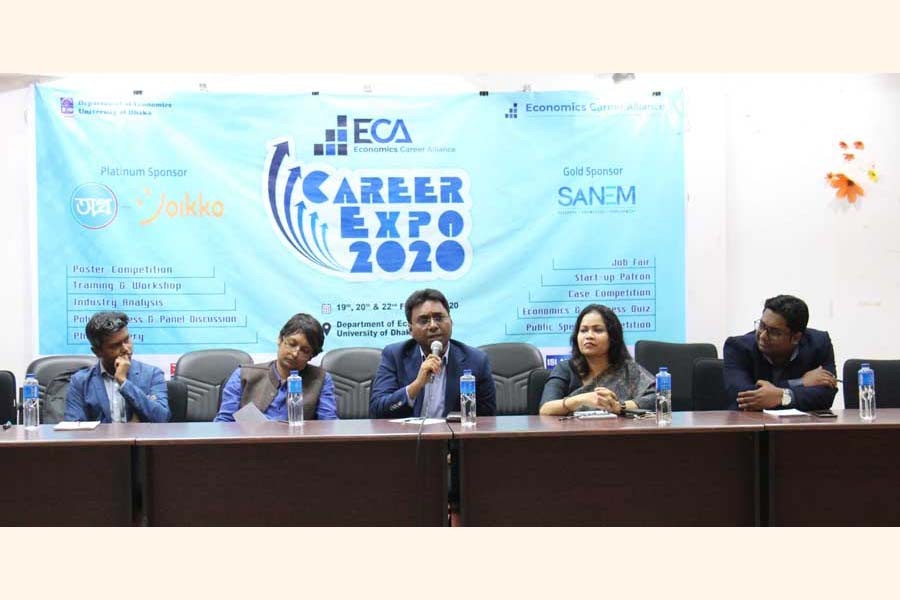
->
[[428, 340, 443, 384]]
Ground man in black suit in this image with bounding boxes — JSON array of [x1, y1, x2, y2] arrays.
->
[[724, 294, 837, 411]]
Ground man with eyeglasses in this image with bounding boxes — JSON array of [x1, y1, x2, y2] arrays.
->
[[214, 313, 338, 421], [370, 288, 496, 419], [65, 311, 170, 422], [724, 295, 837, 411]]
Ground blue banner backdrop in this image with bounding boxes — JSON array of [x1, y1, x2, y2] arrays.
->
[[35, 86, 685, 355]]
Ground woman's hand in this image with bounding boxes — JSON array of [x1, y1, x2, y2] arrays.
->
[[564, 392, 599, 412], [594, 387, 621, 413]]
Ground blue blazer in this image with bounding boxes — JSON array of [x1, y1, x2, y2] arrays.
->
[[64, 360, 170, 423], [723, 328, 837, 411], [370, 339, 497, 418]]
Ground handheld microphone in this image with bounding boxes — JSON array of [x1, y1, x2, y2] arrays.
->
[[428, 340, 443, 384]]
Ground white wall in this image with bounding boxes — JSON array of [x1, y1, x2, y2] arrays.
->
[[2, 74, 898, 407], [723, 74, 900, 405], [0, 86, 34, 384]]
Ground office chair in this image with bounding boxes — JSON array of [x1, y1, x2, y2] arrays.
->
[[25, 355, 97, 424], [691, 358, 728, 411], [0, 370, 15, 424], [842, 359, 900, 409], [526, 368, 551, 415], [166, 378, 189, 422], [320, 347, 382, 419], [173, 349, 253, 421], [634, 341, 718, 411], [478, 343, 545, 415]]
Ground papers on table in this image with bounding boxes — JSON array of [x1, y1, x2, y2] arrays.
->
[[233, 402, 268, 424], [763, 408, 808, 417], [574, 410, 617, 420], [53, 421, 101, 430]]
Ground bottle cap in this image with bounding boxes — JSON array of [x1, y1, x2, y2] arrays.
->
[[463, 369, 472, 376], [290, 370, 299, 375], [861, 363, 870, 369], [659, 367, 668, 373], [26, 373, 35, 377]]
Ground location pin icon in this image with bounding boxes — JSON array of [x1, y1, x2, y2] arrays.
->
[[322, 322, 332, 336]]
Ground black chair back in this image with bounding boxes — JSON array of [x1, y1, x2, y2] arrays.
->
[[634, 341, 717, 411], [26, 355, 97, 398], [166, 379, 189, 422], [25, 355, 98, 424], [527, 368, 551, 415], [842, 359, 900, 409], [692, 358, 727, 411], [0, 370, 15, 423], [320, 347, 382, 419], [478, 343, 544, 415], [173, 349, 253, 421]]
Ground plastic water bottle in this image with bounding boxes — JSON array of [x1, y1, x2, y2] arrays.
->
[[287, 370, 304, 427], [655, 367, 672, 426], [23, 373, 39, 430], [460, 369, 477, 426], [858, 363, 876, 421]]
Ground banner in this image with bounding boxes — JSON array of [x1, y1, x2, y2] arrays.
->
[[35, 86, 685, 356]]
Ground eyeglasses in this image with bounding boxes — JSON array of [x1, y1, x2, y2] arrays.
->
[[411, 314, 449, 327], [99, 317, 128, 332], [754, 320, 789, 340]]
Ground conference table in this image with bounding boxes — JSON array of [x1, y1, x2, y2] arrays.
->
[[0, 420, 449, 526], [0, 425, 134, 526], [763, 409, 900, 526], [134, 421, 448, 526], [2, 410, 900, 525], [453, 412, 765, 526]]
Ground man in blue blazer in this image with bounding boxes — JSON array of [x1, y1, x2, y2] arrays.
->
[[370, 289, 496, 419], [724, 295, 837, 411], [65, 311, 170, 423]]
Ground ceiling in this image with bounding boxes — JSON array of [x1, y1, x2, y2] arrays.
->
[[0, 73, 58, 92]]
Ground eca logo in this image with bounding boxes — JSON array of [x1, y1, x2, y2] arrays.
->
[[314, 114, 412, 156]]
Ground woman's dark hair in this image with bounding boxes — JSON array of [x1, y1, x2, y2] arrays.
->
[[279, 313, 325, 356], [569, 304, 630, 380], [85, 311, 129, 352]]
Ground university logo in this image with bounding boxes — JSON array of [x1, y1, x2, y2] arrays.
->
[[60, 97, 74, 116], [505, 103, 518, 119], [71, 183, 118, 229], [265, 138, 473, 281], [313, 114, 413, 156]]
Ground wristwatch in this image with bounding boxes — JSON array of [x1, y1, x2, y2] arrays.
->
[[781, 388, 791, 407], [618, 400, 627, 413]]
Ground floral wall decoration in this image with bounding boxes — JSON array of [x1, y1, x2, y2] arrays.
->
[[826, 140, 878, 204]]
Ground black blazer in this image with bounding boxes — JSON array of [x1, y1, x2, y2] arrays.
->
[[723, 328, 837, 411]]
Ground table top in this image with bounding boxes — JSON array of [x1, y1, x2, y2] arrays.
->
[[3, 409, 899, 447], [131, 419, 453, 445], [758, 407, 900, 430], [0, 424, 135, 447], [0, 419, 453, 447], [448, 411, 768, 438]]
